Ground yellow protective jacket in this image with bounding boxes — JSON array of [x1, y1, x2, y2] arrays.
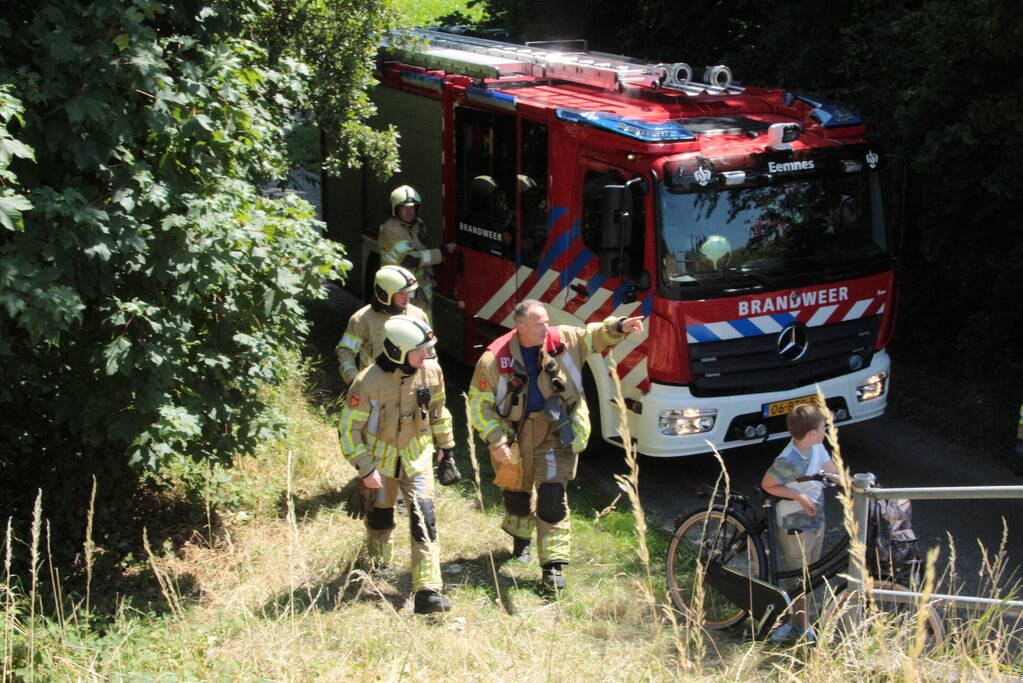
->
[[467, 317, 627, 454], [379, 216, 444, 280], [338, 358, 454, 478], [335, 302, 429, 385]]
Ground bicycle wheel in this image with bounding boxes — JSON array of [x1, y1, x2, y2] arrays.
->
[[821, 579, 945, 648], [666, 506, 767, 629]]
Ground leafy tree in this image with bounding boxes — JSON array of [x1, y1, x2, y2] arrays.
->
[[0, 0, 391, 520], [247, 0, 401, 179]]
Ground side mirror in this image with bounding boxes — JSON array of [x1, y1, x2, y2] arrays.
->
[[597, 177, 647, 278]]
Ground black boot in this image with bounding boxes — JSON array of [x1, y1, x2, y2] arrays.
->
[[512, 537, 532, 563], [541, 563, 566, 591], [413, 589, 451, 614]]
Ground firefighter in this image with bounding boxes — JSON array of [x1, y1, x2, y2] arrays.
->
[[467, 299, 644, 591], [338, 315, 455, 614], [378, 185, 456, 315], [336, 265, 429, 386]]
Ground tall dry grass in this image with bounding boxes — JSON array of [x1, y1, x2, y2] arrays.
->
[[1, 366, 1022, 679]]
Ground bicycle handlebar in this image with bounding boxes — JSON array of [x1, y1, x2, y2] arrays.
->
[[695, 471, 841, 503], [794, 470, 842, 486]]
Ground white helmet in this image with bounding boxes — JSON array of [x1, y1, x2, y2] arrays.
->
[[373, 265, 418, 309], [383, 315, 437, 366], [389, 185, 421, 216]]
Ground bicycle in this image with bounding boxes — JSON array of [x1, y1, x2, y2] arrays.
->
[[665, 472, 944, 644]]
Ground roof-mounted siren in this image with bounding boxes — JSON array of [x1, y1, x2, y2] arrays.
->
[[767, 123, 802, 151]]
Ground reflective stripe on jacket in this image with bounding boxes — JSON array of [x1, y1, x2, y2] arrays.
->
[[339, 359, 453, 477], [379, 216, 442, 277], [336, 303, 429, 384], [468, 317, 625, 453]]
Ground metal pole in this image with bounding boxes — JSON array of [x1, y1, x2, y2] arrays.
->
[[863, 485, 1023, 501], [847, 472, 876, 595], [869, 589, 1023, 619]]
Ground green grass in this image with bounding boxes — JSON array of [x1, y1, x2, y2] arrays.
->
[[4, 359, 1023, 679]]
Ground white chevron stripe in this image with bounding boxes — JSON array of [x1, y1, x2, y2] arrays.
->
[[702, 321, 743, 340], [573, 287, 613, 322], [687, 331, 700, 343], [609, 301, 642, 320], [609, 327, 647, 363], [476, 265, 533, 321], [620, 357, 647, 391], [842, 298, 873, 321], [807, 305, 838, 327], [748, 315, 788, 334], [499, 268, 561, 326], [877, 303, 885, 314]]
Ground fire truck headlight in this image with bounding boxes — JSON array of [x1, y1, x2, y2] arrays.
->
[[856, 372, 888, 402], [659, 408, 717, 435]]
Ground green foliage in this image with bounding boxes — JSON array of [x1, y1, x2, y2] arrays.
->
[[247, 0, 402, 178], [0, 87, 35, 233], [0, 0, 365, 488]]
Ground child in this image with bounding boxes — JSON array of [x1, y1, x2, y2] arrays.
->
[[761, 403, 839, 643]]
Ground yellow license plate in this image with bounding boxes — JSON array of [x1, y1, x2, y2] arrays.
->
[[762, 395, 816, 418]]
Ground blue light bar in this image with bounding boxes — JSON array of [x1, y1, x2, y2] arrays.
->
[[784, 92, 863, 128], [466, 86, 517, 111], [400, 70, 443, 92], [556, 109, 697, 142]]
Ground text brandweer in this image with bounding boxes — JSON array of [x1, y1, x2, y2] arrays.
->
[[738, 286, 848, 316]]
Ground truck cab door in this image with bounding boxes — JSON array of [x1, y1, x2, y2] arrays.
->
[[451, 105, 519, 356]]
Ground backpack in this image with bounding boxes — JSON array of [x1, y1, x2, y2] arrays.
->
[[865, 491, 920, 579]]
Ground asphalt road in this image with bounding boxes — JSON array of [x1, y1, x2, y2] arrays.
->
[[310, 283, 1023, 596]]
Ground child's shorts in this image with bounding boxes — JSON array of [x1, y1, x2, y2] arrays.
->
[[776, 524, 825, 579]]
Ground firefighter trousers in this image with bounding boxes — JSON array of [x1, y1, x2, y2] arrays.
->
[[494, 412, 577, 567], [364, 470, 441, 592]]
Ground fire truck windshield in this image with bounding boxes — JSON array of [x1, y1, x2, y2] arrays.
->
[[657, 170, 889, 297]]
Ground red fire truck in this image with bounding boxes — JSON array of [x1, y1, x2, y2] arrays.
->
[[325, 29, 899, 457]]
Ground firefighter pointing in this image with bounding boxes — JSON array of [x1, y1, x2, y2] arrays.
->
[[336, 265, 429, 386], [468, 300, 644, 591], [338, 315, 455, 614], [379, 185, 456, 315]]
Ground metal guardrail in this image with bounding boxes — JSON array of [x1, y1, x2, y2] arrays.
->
[[847, 473, 1023, 619]]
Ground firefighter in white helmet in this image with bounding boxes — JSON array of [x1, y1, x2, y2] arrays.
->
[[378, 185, 456, 314], [467, 299, 644, 591], [338, 315, 455, 614], [336, 265, 429, 386]]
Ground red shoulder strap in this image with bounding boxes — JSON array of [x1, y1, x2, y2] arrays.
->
[[544, 326, 564, 354], [486, 328, 517, 374]]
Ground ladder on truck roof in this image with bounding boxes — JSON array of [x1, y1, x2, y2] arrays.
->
[[383, 28, 742, 96]]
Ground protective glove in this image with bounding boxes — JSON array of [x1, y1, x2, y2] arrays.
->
[[436, 448, 462, 486], [342, 475, 374, 519]]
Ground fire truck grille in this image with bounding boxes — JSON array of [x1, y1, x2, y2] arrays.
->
[[687, 316, 880, 397]]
